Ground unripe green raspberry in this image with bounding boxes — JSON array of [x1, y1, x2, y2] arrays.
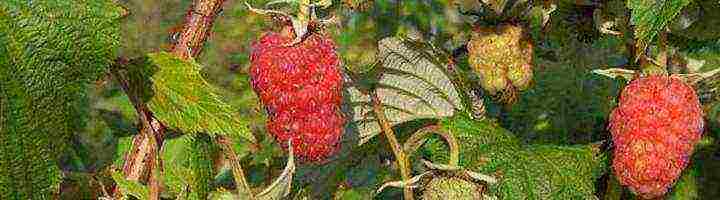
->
[[422, 176, 483, 200], [467, 24, 533, 103]]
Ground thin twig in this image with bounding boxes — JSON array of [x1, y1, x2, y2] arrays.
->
[[371, 93, 415, 200]]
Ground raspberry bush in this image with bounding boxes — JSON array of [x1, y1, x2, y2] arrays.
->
[[4, 0, 720, 199]]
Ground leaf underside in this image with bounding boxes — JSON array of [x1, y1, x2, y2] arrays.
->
[[348, 37, 466, 145]]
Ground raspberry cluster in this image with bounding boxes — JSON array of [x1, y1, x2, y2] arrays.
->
[[250, 31, 345, 162]]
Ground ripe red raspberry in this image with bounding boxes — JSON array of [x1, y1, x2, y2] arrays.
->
[[249, 30, 345, 163], [609, 75, 703, 199]]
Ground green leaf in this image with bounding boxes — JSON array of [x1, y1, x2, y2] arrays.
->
[[348, 37, 470, 145], [627, 0, 692, 50], [422, 115, 607, 199], [125, 52, 255, 142], [422, 115, 520, 168], [187, 134, 215, 200], [0, 0, 121, 198], [161, 134, 218, 199], [161, 136, 196, 196]]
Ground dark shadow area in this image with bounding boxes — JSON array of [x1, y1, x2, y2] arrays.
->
[[693, 140, 720, 199]]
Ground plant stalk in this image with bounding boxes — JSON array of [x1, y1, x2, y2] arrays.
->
[[146, 123, 163, 200], [371, 93, 415, 200], [110, 59, 167, 199], [216, 136, 255, 200]]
